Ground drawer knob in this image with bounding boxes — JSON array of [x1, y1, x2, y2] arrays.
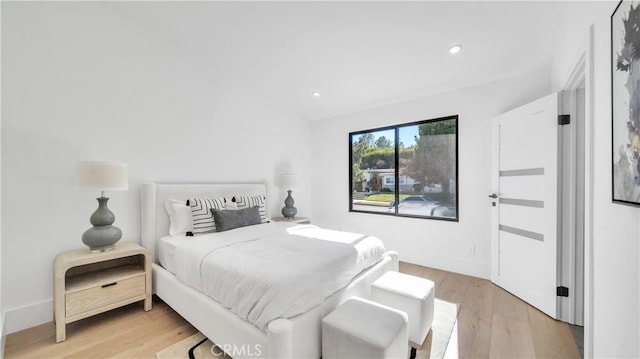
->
[[101, 282, 117, 288]]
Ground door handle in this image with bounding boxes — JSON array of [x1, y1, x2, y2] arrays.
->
[[488, 194, 498, 199]]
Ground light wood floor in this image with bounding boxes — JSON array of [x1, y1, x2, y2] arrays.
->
[[5, 263, 580, 358], [399, 263, 580, 359]]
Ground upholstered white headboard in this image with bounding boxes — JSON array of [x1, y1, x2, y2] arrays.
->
[[141, 182, 267, 263]]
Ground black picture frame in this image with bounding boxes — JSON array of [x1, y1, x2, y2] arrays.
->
[[612, 0, 640, 206]]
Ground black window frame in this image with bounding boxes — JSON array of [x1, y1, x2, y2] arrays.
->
[[349, 114, 459, 222]]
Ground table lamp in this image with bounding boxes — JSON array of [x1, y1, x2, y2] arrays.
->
[[278, 174, 298, 219], [78, 161, 128, 251]]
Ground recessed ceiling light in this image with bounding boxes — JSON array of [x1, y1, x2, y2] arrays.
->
[[449, 45, 462, 54], [312, 92, 321, 97]]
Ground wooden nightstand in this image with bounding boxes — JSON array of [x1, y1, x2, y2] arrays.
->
[[271, 216, 311, 224], [53, 241, 152, 343]]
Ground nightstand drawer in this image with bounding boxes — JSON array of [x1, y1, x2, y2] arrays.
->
[[65, 274, 145, 317]]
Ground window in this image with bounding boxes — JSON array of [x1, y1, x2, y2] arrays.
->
[[349, 115, 458, 221]]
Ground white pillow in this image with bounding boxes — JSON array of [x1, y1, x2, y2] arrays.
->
[[188, 197, 226, 234], [164, 200, 193, 237]]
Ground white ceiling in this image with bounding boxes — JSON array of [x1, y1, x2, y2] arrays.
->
[[110, 1, 598, 121]]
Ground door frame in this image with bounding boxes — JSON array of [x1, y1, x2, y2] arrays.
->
[[559, 25, 594, 354], [559, 57, 584, 326], [582, 25, 595, 359]]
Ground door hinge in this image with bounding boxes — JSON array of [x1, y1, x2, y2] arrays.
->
[[558, 114, 570, 125], [556, 286, 569, 297]]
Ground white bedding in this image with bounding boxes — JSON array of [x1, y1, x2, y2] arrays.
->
[[158, 235, 182, 274], [169, 222, 386, 331]]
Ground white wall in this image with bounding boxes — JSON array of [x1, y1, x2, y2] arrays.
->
[[0, 1, 4, 355], [1, 3, 311, 333], [551, 1, 639, 357], [310, 70, 551, 279], [587, 6, 639, 357]]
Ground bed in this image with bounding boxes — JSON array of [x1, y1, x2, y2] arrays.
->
[[141, 182, 398, 358]]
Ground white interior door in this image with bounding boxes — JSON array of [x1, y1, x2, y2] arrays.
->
[[491, 93, 560, 319]]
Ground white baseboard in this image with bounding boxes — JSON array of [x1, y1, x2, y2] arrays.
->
[[5, 299, 53, 335]]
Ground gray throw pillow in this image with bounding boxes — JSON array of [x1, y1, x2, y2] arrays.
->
[[211, 206, 262, 232]]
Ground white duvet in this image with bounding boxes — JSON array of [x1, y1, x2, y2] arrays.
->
[[172, 222, 385, 331]]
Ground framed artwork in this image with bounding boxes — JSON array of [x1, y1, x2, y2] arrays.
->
[[612, 0, 640, 206]]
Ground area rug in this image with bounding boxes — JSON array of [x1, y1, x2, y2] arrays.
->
[[156, 298, 459, 359]]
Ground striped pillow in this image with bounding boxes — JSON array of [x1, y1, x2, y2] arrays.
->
[[233, 195, 268, 223], [188, 197, 226, 234]]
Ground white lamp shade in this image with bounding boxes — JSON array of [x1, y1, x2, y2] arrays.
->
[[277, 174, 297, 189], [78, 161, 128, 191]]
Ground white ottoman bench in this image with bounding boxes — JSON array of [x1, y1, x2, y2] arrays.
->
[[371, 271, 435, 359], [322, 296, 408, 359]]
